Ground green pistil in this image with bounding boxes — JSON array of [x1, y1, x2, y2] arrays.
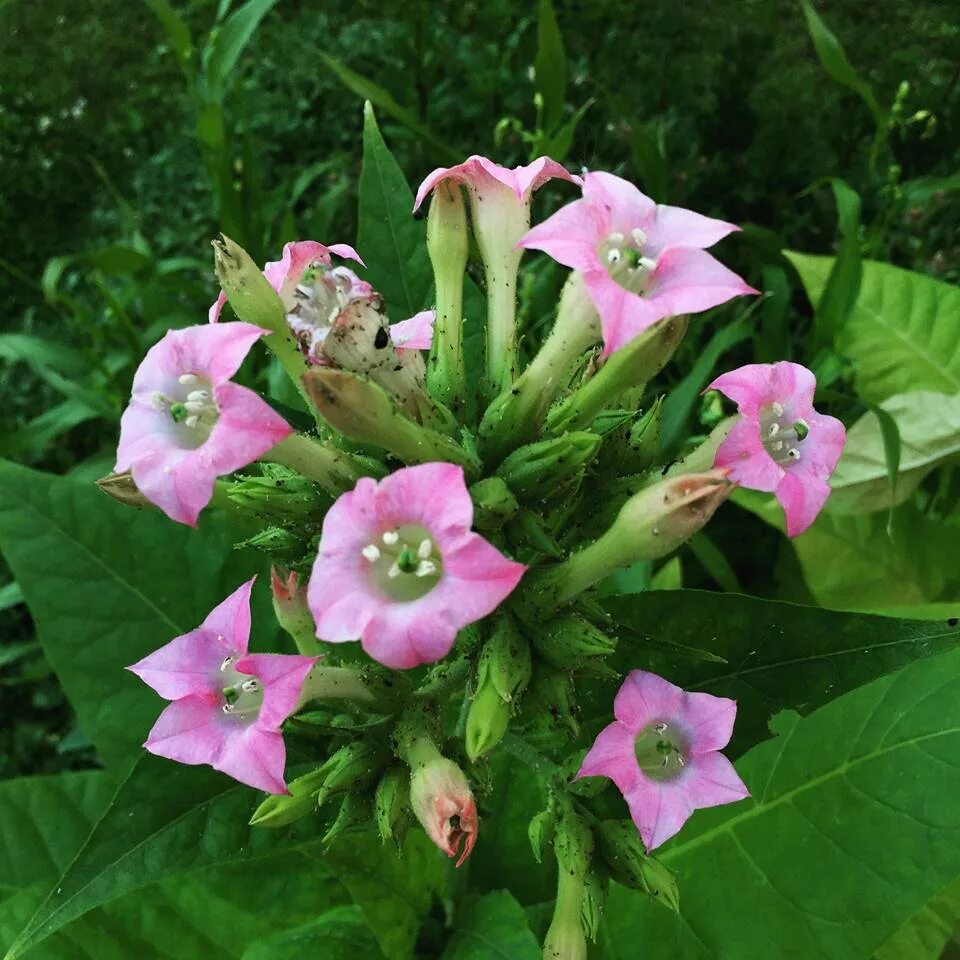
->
[[397, 547, 419, 573], [222, 686, 239, 705], [623, 248, 643, 268], [794, 420, 809, 441], [169, 402, 188, 422]]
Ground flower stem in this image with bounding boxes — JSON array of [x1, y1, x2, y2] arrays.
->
[[296, 665, 402, 710], [483, 250, 522, 400], [264, 433, 372, 495]]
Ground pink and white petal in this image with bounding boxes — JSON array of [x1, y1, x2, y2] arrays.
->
[[614, 670, 685, 730], [496, 156, 579, 200], [129, 330, 189, 396], [115, 401, 176, 473], [678, 691, 738, 753], [327, 243, 365, 267], [128, 627, 231, 700], [208, 291, 228, 324], [414, 162, 470, 212], [361, 604, 459, 670], [200, 577, 256, 656], [646, 248, 757, 319], [130, 444, 216, 526], [769, 361, 817, 414], [584, 271, 667, 356], [707, 364, 775, 416], [236, 652, 317, 729], [143, 694, 225, 768], [645, 205, 740, 256], [805, 412, 846, 477], [714, 417, 782, 492], [684, 752, 750, 810], [433, 534, 526, 625], [377, 463, 474, 537], [177, 322, 268, 384], [309, 564, 380, 643], [776, 471, 831, 538], [263, 241, 333, 292], [391, 310, 435, 351], [518, 199, 605, 270], [216, 725, 289, 794], [314, 477, 381, 558], [575, 721, 640, 795], [582, 172, 656, 233], [206, 383, 292, 475], [624, 777, 693, 851]]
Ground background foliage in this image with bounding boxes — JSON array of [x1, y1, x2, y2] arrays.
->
[[1, 0, 959, 956]]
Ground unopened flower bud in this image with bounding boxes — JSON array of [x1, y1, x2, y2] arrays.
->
[[533, 615, 617, 669], [302, 368, 476, 473], [403, 736, 478, 866], [211, 234, 286, 334], [595, 819, 679, 912], [322, 792, 372, 847], [469, 477, 520, 531], [249, 765, 328, 828], [547, 315, 688, 435], [314, 739, 388, 809], [495, 432, 601, 501], [527, 666, 579, 738], [528, 807, 556, 864], [375, 767, 412, 847], [96, 471, 154, 510], [235, 525, 304, 557], [525, 469, 733, 613], [229, 464, 329, 519], [270, 567, 322, 656]]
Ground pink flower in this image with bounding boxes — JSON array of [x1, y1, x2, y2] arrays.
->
[[115, 323, 291, 526], [128, 578, 317, 794], [413, 155, 579, 215], [708, 361, 846, 537], [306, 462, 526, 669], [209, 240, 433, 361], [577, 670, 749, 851], [519, 171, 757, 356], [409, 748, 478, 867]]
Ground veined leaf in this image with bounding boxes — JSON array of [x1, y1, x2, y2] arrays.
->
[[787, 253, 960, 403], [441, 890, 541, 960], [829, 391, 960, 514], [356, 103, 433, 322], [874, 877, 960, 960], [0, 461, 272, 766], [602, 646, 960, 958], [599, 590, 960, 754], [241, 907, 382, 960]]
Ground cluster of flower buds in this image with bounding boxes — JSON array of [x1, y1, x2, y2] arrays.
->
[[106, 146, 846, 958]]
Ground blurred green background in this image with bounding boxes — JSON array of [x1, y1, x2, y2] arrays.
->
[[0, 0, 957, 779]]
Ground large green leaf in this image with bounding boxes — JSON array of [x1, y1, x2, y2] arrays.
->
[[599, 590, 960, 754], [356, 103, 433, 322], [441, 890, 541, 959], [602, 646, 960, 958], [733, 489, 960, 612], [787, 253, 960, 403], [0, 461, 272, 766], [241, 906, 382, 960], [874, 877, 960, 960], [829, 391, 960, 513]]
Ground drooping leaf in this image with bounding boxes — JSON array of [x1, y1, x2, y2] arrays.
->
[[829, 391, 960, 513], [533, 0, 566, 133], [602, 646, 960, 958], [356, 103, 433, 322], [203, 0, 278, 99], [441, 890, 541, 960], [0, 461, 272, 767], [599, 589, 960, 754], [787, 253, 960, 403]]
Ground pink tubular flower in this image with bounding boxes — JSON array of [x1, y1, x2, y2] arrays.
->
[[708, 361, 846, 537], [307, 462, 526, 670], [128, 578, 317, 794], [115, 323, 291, 526], [409, 751, 478, 867], [209, 240, 433, 361], [519, 171, 757, 356], [577, 670, 749, 851]]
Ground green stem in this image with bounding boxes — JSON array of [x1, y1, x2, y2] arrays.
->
[[296, 665, 396, 710], [263, 433, 369, 495], [484, 251, 522, 399]]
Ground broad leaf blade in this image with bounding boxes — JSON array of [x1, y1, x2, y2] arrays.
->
[[603, 646, 960, 958], [442, 890, 541, 959]]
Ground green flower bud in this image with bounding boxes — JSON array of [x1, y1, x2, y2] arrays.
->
[[323, 792, 372, 847], [580, 864, 609, 943], [533, 615, 617, 669], [495, 432, 601, 501], [374, 767, 412, 847], [235, 525, 305, 558], [469, 477, 520, 531], [625, 395, 664, 471], [211, 234, 286, 332], [528, 807, 556, 864], [302, 368, 477, 474], [595, 819, 679, 912], [270, 566, 322, 656], [228, 464, 329, 519], [314, 739, 388, 808], [527, 666, 579, 738], [249, 765, 329, 828], [465, 680, 511, 762], [543, 810, 593, 960]]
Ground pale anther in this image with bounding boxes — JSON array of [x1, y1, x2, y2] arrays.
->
[[382, 530, 399, 546], [638, 255, 658, 271], [241, 678, 259, 693], [767, 422, 780, 437], [178, 373, 199, 386], [787, 448, 801, 461], [184, 415, 199, 428], [418, 539, 433, 559], [771, 402, 784, 417], [388, 561, 401, 579], [184, 400, 205, 414], [631, 227, 648, 246], [415, 560, 437, 578], [653, 721, 668, 734], [222, 704, 234, 714], [186, 389, 209, 402], [220, 656, 233, 671], [606, 248, 622, 265], [362, 544, 381, 562], [608, 231, 625, 244]]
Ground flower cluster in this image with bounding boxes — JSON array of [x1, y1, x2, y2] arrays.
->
[[110, 152, 845, 952]]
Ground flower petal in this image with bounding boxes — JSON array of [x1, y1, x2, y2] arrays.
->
[[127, 627, 231, 700], [614, 670, 684, 731], [584, 271, 667, 356], [644, 204, 739, 256], [581, 171, 656, 232], [684, 752, 750, 810], [624, 777, 693, 851], [216, 725, 289, 794], [708, 364, 774, 416], [390, 310, 435, 351], [236, 652, 317, 729], [646, 247, 758, 318], [776, 470, 832, 538], [200, 578, 255, 655], [518, 198, 604, 272], [679, 691, 738, 753], [361, 603, 459, 669], [129, 444, 216, 527], [377, 462, 475, 538], [575, 721, 640, 795], [433, 533, 526, 623], [714, 416, 782, 492], [206, 382, 292, 475]]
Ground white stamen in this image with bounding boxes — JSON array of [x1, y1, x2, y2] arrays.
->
[[767, 422, 780, 437], [606, 248, 622, 265], [638, 255, 658, 271], [415, 560, 438, 578], [184, 415, 199, 428], [151, 392, 166, 410], [220, 656, 233, 671], [771, 402, 784, 417], [382, 530, 399, 546], [186, 389, 209, 402], [417, 538, 432, 559], [677, 754, 685, 767], [787, 448, 801, 461], [178, 373, 200, 386], [388, 561, 401, 579], [362, 544, 381, 562], [222, 704, 234, 714], [653, 722, 667, 734], [608, 231, 625, 244], [295, 284, 312, 299], [631, 227, 648, 246], [769, 440, 784, 452], [184, 400, 205, 414], [241, 678, 259, 693]]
